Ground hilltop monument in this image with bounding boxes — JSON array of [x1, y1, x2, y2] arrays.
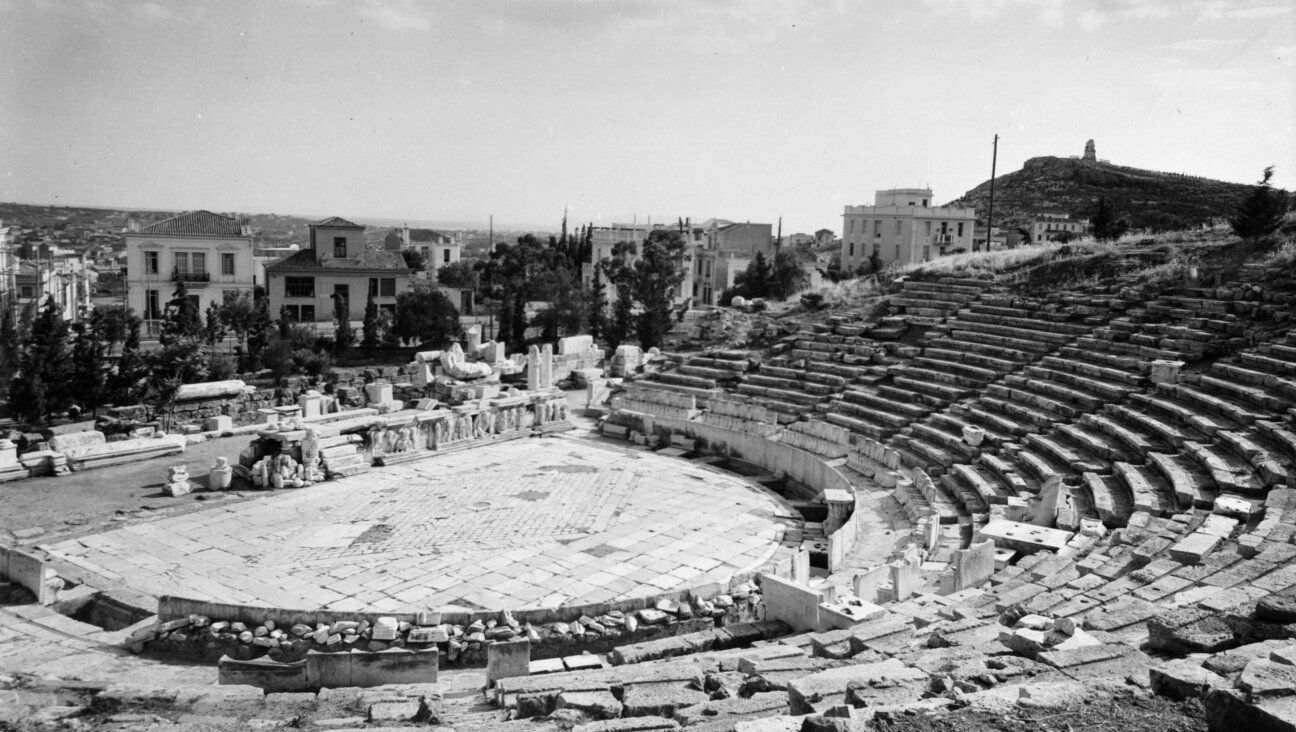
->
[[1083, 139, 1096, 162]]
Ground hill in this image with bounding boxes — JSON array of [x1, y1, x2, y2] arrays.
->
[[949, 151, 1263, 233]]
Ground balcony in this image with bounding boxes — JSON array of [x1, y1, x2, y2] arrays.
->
[[172, 270, 210, 284]]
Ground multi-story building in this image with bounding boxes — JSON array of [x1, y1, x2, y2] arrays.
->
[[582, 218, 775, 309], [1030, 212, 1089, 243], [840, 189, 976, 270], [385, 227, 461, 279], [125, 210, 255, 332], [265, 217, 411, 323]]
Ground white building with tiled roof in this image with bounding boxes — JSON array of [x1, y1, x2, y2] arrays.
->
[[124, 210, 255, 333], [265, 216, 413, 323]]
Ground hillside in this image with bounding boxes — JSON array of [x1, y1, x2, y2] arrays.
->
[[949, 153, 1262, 233]]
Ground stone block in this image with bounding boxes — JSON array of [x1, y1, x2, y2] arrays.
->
[[487, 639, 531, 685], [217, 656, 307, 693], [350, 648, 438, 687], [203, 416, 234, 432], [1150, 658, 1227, 700], [760, 573, 822, 632]]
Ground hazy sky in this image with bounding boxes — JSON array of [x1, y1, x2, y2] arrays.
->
[[2, 0, 1293, 233]]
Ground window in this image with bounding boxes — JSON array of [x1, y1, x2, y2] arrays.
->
[[924, 221, 932, 236], [192, 252, 207, 274], [144, 251, 159, 275], [221, 252, 235, 276], [334, 284, 349, 306], [20, 285, 34, 299], [442, 248, 451, 264], [285, 277, 315, 298], [369, 278, 379, 296], [874, 220, 882, 238], [145, 289, 160, 319], [894, 244, 901, 260], [379, 278, 396, 297], [848, 242, 855, 257], [895, 220, 902, 235], [174, 252, 189, 273], [333, 237, 347, 258], [957, 222, 964, 237], [285, 305, 317, 322], [923, 246, 931, 261]]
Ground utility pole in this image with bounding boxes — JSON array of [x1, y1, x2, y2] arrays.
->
[[985, 134, 998, 253]]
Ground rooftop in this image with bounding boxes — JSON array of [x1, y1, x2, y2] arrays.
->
[[265, 247, 411, 273], [312, 216, 364, 230], [133, 210, 249, 238]]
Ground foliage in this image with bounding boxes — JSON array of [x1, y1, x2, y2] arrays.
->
[[207, 352, 237, 381], [110, 314, 147, 405], [203, 301, 228, 346], [161, 280, 203, 345], [401, 248, 427, 272], [604, 228, 690, 350], [437, 259, 479, 290], [1091, 197, 1129, 242], [0, 302, 17, 400], [392, 286, 460, 347], [800, 292, 826, 310], [10, 297, 72, 423], [333, 294, 354, 353], [277, 305, 292, 340], [477, 230, 586, 349], [362, 293, 380, 349], [1231, 166, 1289, 244], [588, 265, 607, 342]]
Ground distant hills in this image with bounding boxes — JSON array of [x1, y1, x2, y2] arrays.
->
[[949, 153, 1271, 232]]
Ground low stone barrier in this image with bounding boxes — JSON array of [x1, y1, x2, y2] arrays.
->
[[0, 544, 60, 605]]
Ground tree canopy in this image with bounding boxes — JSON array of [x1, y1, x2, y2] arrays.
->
[[1231, 166, 1289, 245]]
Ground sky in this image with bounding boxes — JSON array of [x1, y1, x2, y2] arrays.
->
[[1, 0, 1293, 234]]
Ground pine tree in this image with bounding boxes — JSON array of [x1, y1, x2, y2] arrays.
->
[[162, 280, 203, 344], [70, 319, 107, 415], [588, 265, 607, 341], [750, 252, 772, 298], [278, 305, 292, 340], [333, 294, 354, 353], [1231, 166, 1289, 245], [203, 301, 227, 346], [1091, 197, 1128, 242], [16, 297, 71, 421], [111, 314, 147, 405], [362, 293, 380, 349], [0, 302, 17, 400]]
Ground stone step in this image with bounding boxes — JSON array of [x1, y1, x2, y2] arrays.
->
[[894, 364, 989, 390], [1198, 374, 1294, 413], [1055, 423, 1136, 464], [677, 364, 737, 381], [1113, 461, 1174, 516], [824, 412, 893, 440], [939, 471, 990, 516], [1240, 351, 1296, 377], [1056, 346, 1143, 374], [903, 280, 986, 297], [1182, 440, 1264, 494], [1146, 452, 1215, 509], [746, 374, 838, 397], [927, 336, 1037, 364], [1215, 430, 1291, 487], [1256, 420, 1296, 463], [946, 328, 1054, 355], [735, 383, 826, 407], [876, 385, 947, 410], [912, 356, 999, 383], [1127, 393, 1227, 437], [1023, 366, 1132, 402], [995, 379, 1084, 418], [838, 389, 928, 418], [951, 463, 1013, 505], [890, 376, 972, 403], [828, 399, 911, 429], [931, 411, 1010, 448], [1039, 355, 1144, 387], [909, 423, 980, 461], [979, 392, 1060, 430], [922, 346, 1019, 373], [1081, 471, 1132, 528], [960, 404, 1033, 437], [1075, 335, 1181, 362], [978, 453, 1032, 495], [1081, 412, 1158, 456], [1158, 382, 1264, 426], [656, 370, 718, 390], [890, 296, 964, 310], [1024, 433, 1094, 475], [689, 355, 751, 371], [953, 311, 1088, 339], [630, 380, 723, 402], [891, 433, 959, 469], [1104, 405, 1192, 449]]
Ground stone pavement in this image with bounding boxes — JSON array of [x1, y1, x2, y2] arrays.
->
[[42, 436, 799, 613]]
